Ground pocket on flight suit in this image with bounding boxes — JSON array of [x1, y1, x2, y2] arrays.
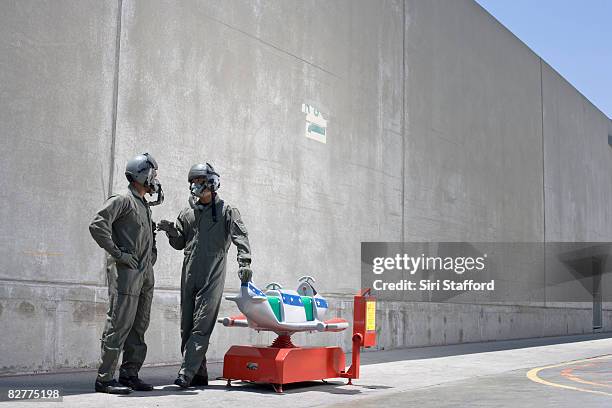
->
[[115, 246, 143, 295], [181, 249, 192, 274], [116, 264, 143, 295], [233, 216, 248, 235], [182, 250, 192, 264]]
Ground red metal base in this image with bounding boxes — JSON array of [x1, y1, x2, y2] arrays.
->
[[223, 345, 346, 388]]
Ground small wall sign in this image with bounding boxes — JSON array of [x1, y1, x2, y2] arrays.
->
[[302, 103, 328, 144]]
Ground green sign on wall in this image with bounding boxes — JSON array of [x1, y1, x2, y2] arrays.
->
[[302, 103, 328, 144]]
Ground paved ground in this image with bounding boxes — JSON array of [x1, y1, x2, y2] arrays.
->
[[1, 333, 611, 407]]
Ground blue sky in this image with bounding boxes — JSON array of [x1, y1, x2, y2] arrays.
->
[[475, 0, 612, 119]]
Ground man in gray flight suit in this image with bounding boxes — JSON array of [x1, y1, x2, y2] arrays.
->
[[89, 153, 164, 394], [157, 162, 252, 388]]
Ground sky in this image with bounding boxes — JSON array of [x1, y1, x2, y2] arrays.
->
[[475, 0, 612, 119]]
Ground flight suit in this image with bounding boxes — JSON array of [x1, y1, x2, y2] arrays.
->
[[168, 194, 251, 380], [89, 184, 157, 381]]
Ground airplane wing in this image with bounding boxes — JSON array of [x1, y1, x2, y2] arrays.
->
[[322, 317, 349, 332], [218, 314, 249, 327]]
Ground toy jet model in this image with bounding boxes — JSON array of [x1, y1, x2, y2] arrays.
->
[[218, 276, 349, 335], [218, 277, 377, 393]]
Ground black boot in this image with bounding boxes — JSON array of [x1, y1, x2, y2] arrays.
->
[[174, 374, 191, 389], [119, 376, 154, 391], [95, 379, 132, 394], [191, 374, 208, 386]]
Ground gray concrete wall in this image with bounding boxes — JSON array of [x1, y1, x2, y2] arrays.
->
[[1, 0, 610, 375], [542, 62, 612, 242], [394, 0, 612, 349], [0, 0, 119, 373], [114, 0, 404, 296], [403, 0, 544, 243], [542, 61, 612, 312], [0, 0, 403, 374]]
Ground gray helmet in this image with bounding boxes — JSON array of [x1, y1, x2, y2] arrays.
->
[[188, 162, 220, 192], [125, 153, 158, 186], [125, 153, 164, 206]]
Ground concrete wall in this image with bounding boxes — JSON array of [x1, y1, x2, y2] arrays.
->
[[403, 0, 544, 243], [0, 0, 403, 374], [1, 0, 610, 374], [0, 0, 119, 373], [542, 62, 612, 242], [394, 0, 612, 347], [114, 0, 403, 296], [542, 61, 612, 312]]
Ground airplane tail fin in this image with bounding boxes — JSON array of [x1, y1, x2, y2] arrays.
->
[[225, 282, 267, 303]]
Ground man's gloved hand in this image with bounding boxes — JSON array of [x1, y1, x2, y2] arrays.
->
[[116, 252, 139, 269], [237, 266, 253, 283], [157, 219, 180, 238]]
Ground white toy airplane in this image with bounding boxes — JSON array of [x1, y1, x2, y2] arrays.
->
[[217, 276, 349, 335]]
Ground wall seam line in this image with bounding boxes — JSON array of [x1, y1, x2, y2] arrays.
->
[[540, 58, 546, 307], [108, 0, 123, 196], [401, 0, 406, 242]]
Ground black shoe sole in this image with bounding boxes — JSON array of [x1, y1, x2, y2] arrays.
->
[[95, 386, 132, 395], [125, 386, 154, 391], [174, 379, 190, 389], [118, 383, 154, 391], [118, 378, 154, 391]]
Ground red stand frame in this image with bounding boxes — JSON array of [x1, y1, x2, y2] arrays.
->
[[222, 288, 376, 393]]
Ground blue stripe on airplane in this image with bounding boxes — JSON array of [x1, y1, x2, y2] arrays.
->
[[315, 298, 328, 308], [281, 293, 303, 306], [248, 283, 266, 297]]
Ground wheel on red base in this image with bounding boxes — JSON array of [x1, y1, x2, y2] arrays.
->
[[272, 383, 283, 393], [226, 379, 232, 387]]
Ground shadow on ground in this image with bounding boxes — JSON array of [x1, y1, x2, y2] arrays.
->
[[0, 332, 609, 399], [359, 332, 612, 365]]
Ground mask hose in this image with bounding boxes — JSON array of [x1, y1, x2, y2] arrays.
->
[[147, 181, 164, 206], [211, 190, 217, 222]]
